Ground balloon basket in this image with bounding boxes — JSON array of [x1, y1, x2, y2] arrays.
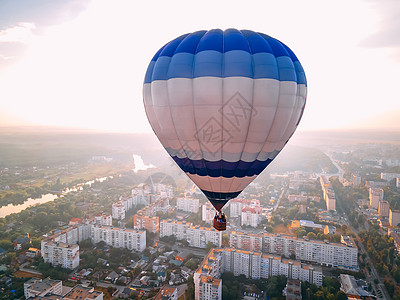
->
[[213, 217, 227, 231]]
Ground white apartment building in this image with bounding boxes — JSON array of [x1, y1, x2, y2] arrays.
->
[[202, 203, 215, 224], [160, 220, 191, 241], [94, 214, 112, 226], [369, 188, 384, 209], [381, 172, 400, 181], [263, 233, 358, 271], [187, 226, 222, 248], [241, 206, 261, 227], [177, 197, 200, 213], [160, 220, 222, 248], [230, 231, 263, 252], [197, 275, 222, 300], [229, 199, 260, 218], [194, 248, 323, 300], [112, 202, 126, 220], [43, 223, 92, 245], [41, 241, 79, 269], [24, 277, 62, 299], [91, 225, 146, 252]]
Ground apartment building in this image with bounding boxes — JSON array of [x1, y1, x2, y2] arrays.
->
[[94, 214, 112, 226], [378, 201, 390, 218], [197, 275, 222, 300], [263, 233, 358, 270], [160, 220, 222, 248], [194, 248, 323, 299], [229, 199, 260, 218], [91, 226, 146, 251], [134, 214, 160, 233], [202, 203, 215, 224], [230, 231, 263, 252], [241, 206, 261, 227], [64, 284, 103, 300], [112, 202, 126, 220], [390, 209, 400, 227], [177, 197, 200, 213], [41, 241, 79, 269], [369, 188, 384, 209], [24, 277, 62, 299]]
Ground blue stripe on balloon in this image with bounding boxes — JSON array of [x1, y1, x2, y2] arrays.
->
[[144, 61, 156, 84], [224, 28, 250, 52], [224, 50, 252, 77], [197, 29, 223, 53], [151, 56, 171, 82], [193, 51, 223, 77], [168, 53, 193, 79], [172, 156, 274, 178], [175, 31, 207, 54], [144, 29, 307, 86], [252, 53, 279, 80]]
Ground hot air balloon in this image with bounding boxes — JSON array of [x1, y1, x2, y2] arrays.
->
[[143, 29, 307, 231]]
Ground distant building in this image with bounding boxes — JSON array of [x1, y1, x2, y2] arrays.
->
[[390, 209, 400, 227], [160, 220, 222, 248], [288, 195, 320, 203], [369, 188, 383, 209], [112, 202, 125, 220], [64, 284, 103, 300], [202, 203, 215, 224], [229, 199, 260, 218], [91, 226, 146, 252], [26, 248, 40, 258], [177, 197, 199, 213], [241, 206, 261, 227], [24, 277, 62, 299], [94, 214, 112, 226], [134, 214, 160, 233], [378, 201, 390, 218], [381, 172, 400, 182], [230, 231, 263, 252], [351, 174, 361, 186], [13, 234, 31, 250]]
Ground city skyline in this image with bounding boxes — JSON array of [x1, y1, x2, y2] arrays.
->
[[0, 0, 400, 133]]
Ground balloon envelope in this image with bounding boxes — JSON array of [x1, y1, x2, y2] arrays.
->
[[143, 29, 307, 211]]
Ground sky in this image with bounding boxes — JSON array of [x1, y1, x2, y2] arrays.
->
[[0, 0, 400, 133]]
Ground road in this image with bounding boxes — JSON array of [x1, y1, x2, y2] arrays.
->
[[342, 213, 391, 300]]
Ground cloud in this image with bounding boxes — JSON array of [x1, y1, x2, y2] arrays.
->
[[358, 0, 400, 58], [0, 22, 35, 44]]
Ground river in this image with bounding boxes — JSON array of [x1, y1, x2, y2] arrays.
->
[[0, 176, 112, 218]]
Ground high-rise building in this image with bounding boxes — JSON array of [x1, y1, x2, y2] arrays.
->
[[230, 231, 263, 252], [263, 233, 358, 271], [198, 275, 222, 300], [194, 248, 323, 300], [389, 209, 400, 227], [369, 188, 384, 209], [91, 226, 146, 251], [378, 201, 390, 218], [177, 197, 200, 213], [241, 206, 261, 227], [160, 220, 222, 248], [202, 203, 215, 224], [41, 241, 79, 269]]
